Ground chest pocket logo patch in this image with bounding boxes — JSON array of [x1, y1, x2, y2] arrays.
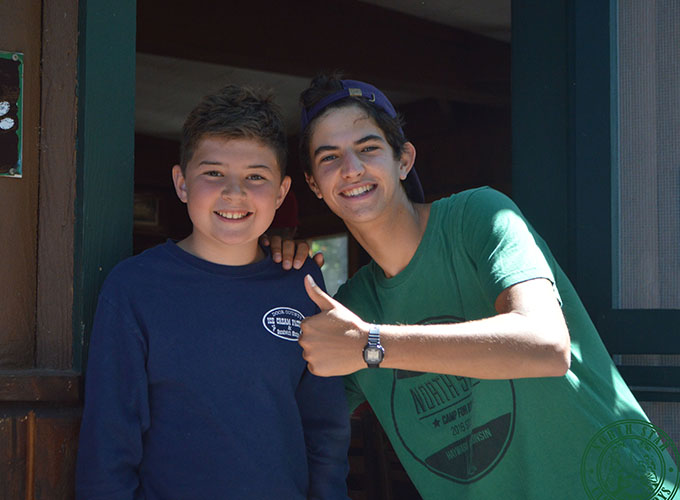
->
[[262, 307, 304, 341]]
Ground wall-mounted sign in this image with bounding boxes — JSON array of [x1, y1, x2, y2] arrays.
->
[[0, 51, 23, 178]]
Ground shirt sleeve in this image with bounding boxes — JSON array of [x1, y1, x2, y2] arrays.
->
[[295, 263, 351, 499], [461, 188, 560, 305], [75, 287, 150, 500], [296, 369, 351, 500]]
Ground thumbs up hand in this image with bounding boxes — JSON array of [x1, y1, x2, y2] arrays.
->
[[300, 275, 369, 377]]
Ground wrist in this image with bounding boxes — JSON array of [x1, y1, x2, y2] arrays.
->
[[362, 324, 384, 368]]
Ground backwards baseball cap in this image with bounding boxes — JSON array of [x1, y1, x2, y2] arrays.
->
[[300, 79, 425, 203]]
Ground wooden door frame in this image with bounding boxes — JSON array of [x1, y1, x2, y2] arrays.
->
[[0, 0, 136, 398]]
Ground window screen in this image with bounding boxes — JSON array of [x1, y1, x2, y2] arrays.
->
[[616, 0, 680, 309]]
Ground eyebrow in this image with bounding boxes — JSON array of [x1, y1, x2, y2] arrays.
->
[[197, 160, 274, 171], [313, 134, 386, 158], [355, 134, 385, 145]]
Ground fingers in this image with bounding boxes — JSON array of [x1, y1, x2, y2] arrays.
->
[[304, 274, 338, 311], [293, 241, 311, 270], [268, 236, 313, 270], [312, 252, 325, 268], [282, 239, 311, 270], [281, 239, 296, 270], [269, 235, 283, 263]]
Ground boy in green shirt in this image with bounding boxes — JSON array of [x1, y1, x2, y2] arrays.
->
[[273, 74, 678, 499]]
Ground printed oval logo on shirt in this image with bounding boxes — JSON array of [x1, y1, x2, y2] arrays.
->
[[262, 307, 304, 341]]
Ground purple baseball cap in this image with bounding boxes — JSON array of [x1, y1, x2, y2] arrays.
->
[[300, 79, 425, 203]]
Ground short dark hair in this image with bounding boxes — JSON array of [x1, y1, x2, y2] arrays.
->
[[180, 84, 287, 177], [298, 72, 407, 174]]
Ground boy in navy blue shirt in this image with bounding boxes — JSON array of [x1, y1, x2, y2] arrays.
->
[[76, 85, 350, 500]]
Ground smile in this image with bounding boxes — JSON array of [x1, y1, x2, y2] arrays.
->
[[341, 184, 376, 198], [215, 210, 251, 220]]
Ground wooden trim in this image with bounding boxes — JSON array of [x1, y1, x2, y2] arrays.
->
[[617, 366, 680, 389], [73, 0, 136, 371], [36, 0, 79, 369], [25, 411, 35, 500], [511, 1, 571, 268], [620, 366, 680, 402], [596, 310, 680, 354], [0, 371, 81, 403]]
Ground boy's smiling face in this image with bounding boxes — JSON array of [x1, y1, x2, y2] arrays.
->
[[172, 136, 290, 265], [305, 105, 415, 228]]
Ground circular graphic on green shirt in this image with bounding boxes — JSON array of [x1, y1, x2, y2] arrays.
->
[[391, 315, 516, 483], [581, 419, 680, 500]]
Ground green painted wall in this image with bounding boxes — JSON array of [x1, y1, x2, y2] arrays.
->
[[74, 0, 136, 371]]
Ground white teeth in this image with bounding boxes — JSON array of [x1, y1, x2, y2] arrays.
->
[[343, 185, 374, 197], [216, 211, 249, 219]]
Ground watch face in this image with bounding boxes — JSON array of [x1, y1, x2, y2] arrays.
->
[[364, 346, 384, 364]]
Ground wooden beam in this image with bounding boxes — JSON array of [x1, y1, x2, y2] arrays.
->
[[0, 371, 80, 403], [36, 1, 79, 370], [137, 0, 510, 105]]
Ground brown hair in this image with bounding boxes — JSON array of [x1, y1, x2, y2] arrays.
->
[[299, 72, 406, 174], [180, 84, 287, 176]]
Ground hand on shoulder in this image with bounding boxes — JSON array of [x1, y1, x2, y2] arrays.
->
[[260, 233, 324, 270]]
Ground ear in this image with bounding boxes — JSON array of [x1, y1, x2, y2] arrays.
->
[[275, 175, 292, 209], [172, 165, 188, 203], [305, 172, 323, 199], [398, 142, 417, 181]]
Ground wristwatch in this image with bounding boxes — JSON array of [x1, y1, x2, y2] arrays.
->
[[362, 325, 384, 368]]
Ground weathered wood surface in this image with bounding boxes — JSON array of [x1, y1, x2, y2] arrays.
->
[[36, 0, 79, 370], [0, 408, 80, 500], [0, 0, 41, 370], [0, 372, 80, 403]]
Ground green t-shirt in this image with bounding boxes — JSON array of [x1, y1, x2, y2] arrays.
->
[[335, 187, 668, 499]]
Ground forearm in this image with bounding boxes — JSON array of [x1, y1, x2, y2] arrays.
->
[[377, 311, 571, 379], [300, 276, 570, 379]]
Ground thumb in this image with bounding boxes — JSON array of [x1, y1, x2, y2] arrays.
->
[[304, 274, 339, 311]]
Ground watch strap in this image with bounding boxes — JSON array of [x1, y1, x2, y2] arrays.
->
[[367, 324, 381, 347], [363, 324, 384, 368]]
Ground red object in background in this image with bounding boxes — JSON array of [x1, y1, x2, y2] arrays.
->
[[271, 190, 299, 230]]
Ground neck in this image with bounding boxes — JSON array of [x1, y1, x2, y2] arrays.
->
[[347, 201, 430, 278], [177, 234, 264, 266]]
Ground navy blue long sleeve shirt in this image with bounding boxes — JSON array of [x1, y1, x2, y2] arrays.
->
[[76, 241, 350, 499]]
